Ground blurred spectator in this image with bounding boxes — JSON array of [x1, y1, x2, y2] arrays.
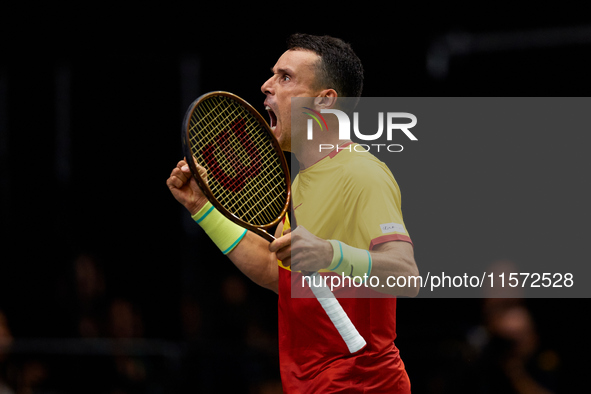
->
[[482, 259, 526, 299], [0, 310, 15, 394], [177, 275, 281, 393], [16, 361, 48, 394], [74, 253, 107, 338], [0, 310, 12, 362], [56, 252, 109, 338], [107, 298, 149, 393], [109, 298, 144, 340], [465, 260, 560, 394], [461, 296, 560, 393], [251, 379, 283, 394], [179, 296, 202, 342]]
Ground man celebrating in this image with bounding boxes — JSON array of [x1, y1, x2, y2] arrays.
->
[[167, 33, 419, 392]]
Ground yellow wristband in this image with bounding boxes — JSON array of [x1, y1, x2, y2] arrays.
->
[[191, 202, 247, 255], [327, 240, 372, 283]]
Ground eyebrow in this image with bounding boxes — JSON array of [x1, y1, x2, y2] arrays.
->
[[270, 67, 294, 75]]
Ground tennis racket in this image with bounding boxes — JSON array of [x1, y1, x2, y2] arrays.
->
[[181, 91, 366, 353]]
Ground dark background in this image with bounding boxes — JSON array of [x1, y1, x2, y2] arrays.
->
[[1, 4, 589, 393]]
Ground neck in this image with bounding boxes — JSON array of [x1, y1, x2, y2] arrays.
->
[[293, 134, 351, 170]]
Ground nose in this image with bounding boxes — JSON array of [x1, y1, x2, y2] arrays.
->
[[261, 75, 274, 95]]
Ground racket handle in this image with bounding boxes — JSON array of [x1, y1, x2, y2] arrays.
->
[[308, 272, 367, 353]]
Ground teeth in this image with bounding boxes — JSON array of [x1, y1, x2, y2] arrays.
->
[[265, 106, 271, 111]]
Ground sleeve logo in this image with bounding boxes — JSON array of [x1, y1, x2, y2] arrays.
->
[[380, 223, 405, 234]]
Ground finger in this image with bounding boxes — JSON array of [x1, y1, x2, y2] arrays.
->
[[177, 159, 196, 180], [198, 167, 208, 183], [167, 176, 182, 190], [179, 158, 192, 174], [193, 158, 208, 182], [269, 232, 291, 253], [275, 245, 291, 262], [171, 167, 190, 184], [280, 257, 291, 268], [168, 171, 190, 190], [183, 157, 208, 183]]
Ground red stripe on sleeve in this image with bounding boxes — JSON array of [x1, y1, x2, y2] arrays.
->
[[369, 234, 413, 250]]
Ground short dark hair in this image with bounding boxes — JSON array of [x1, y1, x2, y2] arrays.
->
[[287, 33, 364, 101]]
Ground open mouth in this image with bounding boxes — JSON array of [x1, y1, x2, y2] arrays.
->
[[265, 105, 277, 130]]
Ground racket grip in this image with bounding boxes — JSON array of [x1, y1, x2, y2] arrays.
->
[[308, 272, 367, 353]]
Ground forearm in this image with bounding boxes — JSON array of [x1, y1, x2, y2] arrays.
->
[[291, 226, 419, 297], [324, 239, 419, 297], [192, 202, 279, 293], [226, 231, 279, 293], [168, 160, 281, 293], [366, 242, 419, 297]]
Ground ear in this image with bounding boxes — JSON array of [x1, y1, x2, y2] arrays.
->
[[314, 89, 338, 109]]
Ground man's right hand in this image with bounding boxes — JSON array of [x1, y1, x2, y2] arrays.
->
[[166, 159, 209, 216]]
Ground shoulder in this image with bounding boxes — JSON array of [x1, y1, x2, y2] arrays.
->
[[339, 148, 396, 187]]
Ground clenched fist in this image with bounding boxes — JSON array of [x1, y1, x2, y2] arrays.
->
[[166, 158, 209, 216]]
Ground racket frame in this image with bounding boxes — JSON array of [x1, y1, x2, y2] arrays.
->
[[182, 91, 366, 354], [182, 91, 291, 242]]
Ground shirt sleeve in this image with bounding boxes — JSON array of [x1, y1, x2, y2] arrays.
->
[[347, 159, 412, 251]]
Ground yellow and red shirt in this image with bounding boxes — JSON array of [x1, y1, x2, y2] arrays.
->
[[278, 143, 412, 393]]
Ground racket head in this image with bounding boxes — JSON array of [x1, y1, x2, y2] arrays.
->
[[182, 91, 290, 241]]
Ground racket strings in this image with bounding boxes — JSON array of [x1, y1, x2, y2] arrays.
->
[[190, 99, 263, 180], [188, 95, 287, 226], [218, 133, 285, 223], [190, 99, 256, 182], [194, 99, 283, 208], [215, 146, 283, 210]]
